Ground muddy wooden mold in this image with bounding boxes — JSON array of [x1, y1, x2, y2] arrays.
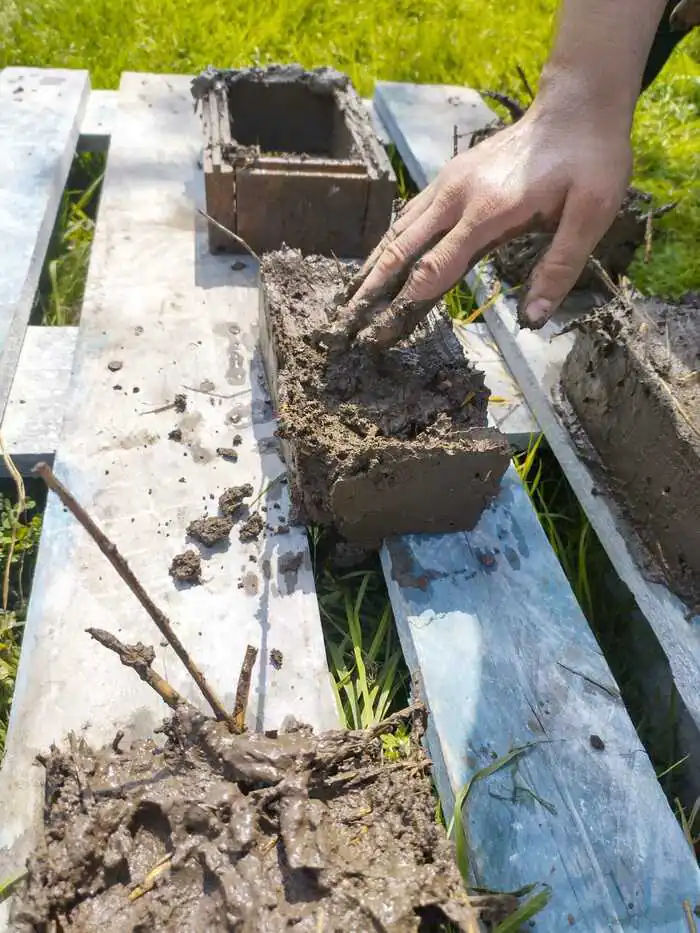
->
[[258, 248, 512, 546], [192, 65, 396, 258]]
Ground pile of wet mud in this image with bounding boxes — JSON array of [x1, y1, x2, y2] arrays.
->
[[11, 709, 480, 932], [258, 248, 511, 547], [560, 293, 700, 613]]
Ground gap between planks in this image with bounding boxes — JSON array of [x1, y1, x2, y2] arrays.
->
[[374, 79, 700, 931]]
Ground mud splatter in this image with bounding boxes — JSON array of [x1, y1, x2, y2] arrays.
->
[[11, 708, 480, 932], [219, 484, 254, 518], [169, 550, 202, 584], [187, 516, 234, 547], [239, 512, 264, 542]]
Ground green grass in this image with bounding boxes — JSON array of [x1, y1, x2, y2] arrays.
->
[[0, 486, 43, 757], [32, 153, 105, 326]]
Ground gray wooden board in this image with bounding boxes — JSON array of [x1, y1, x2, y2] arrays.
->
[[381, 467, 700, 931], [0, 67, 90, 424], [375, 79, 700, 763], [1, 326, 78, 474], [0, 73, 337, 917], [375, 81, 700, 928]]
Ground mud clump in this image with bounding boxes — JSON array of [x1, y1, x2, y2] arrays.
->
[[239, 511, 264, 542], [187, 516, 234, 547], [494, 187, 666, 297], [168, 549, 202, 584], [219, 484, 254, 517], [11, 710, 480, 933], [469, 99, 671, 301], [259, 249, 511, 546], [561, 294, 700, 612]]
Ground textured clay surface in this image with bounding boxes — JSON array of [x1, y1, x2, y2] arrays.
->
[[259, 249, 511, 547], [561, 295, 700, 612], [12, 710, 478, 932]]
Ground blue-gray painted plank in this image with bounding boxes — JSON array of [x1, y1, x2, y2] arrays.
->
[[382, 467, 700, 930], [0, 67, 90, 421], [375, 80, 700, 929]]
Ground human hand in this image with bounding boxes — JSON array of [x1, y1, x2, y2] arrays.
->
[[327, 92, 633, 349]]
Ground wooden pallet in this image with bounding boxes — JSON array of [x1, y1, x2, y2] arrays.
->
[[0, 68, 699, 932]]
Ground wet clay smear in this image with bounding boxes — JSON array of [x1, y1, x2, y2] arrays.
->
[[259, 248, 511, 546], [561, 294, 700, 612], [12, 711, 479, 932]]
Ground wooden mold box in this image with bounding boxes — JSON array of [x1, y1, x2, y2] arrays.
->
[[193, 64, 397, 258]]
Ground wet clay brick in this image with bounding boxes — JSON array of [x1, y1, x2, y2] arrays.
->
[[561, 295, 700, 612], [258, 248, 512, 547], [194, 65, 396, 258]]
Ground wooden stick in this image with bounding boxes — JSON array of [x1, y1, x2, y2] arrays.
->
[[232, 645, 258, 733], [34, 462, 235, 729], [197, 209, 261, 262], [87, 628, 189, 712]]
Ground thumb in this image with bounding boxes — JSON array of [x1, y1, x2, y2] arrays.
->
[[519, 188, 620, 329]]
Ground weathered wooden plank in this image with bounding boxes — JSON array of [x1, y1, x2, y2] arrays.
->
[[77, 87, 118, 153], [375, 80, 700, 786], [0, 326, 78, 475], [375, 80, 700, 929], [382, 466, 700, 931], [454, 320, 536, 447], [0, 73, 337, 914], [0, 67, 90, 423]]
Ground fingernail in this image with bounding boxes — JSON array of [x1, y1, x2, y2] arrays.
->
[[522, 298, 552, 328]]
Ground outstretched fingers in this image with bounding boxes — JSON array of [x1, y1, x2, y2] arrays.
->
[[357, 218, 482, 348]]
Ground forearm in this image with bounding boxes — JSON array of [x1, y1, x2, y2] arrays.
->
[[538, 0, 669, 127]]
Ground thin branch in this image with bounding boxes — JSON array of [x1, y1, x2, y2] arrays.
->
[[34, 462, 235, 730], [233, 645, 259, 732], [197, 209, 261, 262], [87, 627, 191, 712]]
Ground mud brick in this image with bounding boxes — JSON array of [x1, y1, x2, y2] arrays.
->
[[258, 248, 512, 547], [194, 65, 396, 258], [561, 295, 700, 612]]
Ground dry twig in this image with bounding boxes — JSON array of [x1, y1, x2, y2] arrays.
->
[[232, 645, 259, 732], [87, 628, 191, 712]]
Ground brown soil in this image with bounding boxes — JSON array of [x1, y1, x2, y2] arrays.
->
[[168, 550, 202, 585], [11, 710, 479, 933], [239, 512, 264, 542], [560, 294, 700, 612], [219, 484, 254, 518], [187, 516, 234, 547], [259, 248, 511, 547]]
